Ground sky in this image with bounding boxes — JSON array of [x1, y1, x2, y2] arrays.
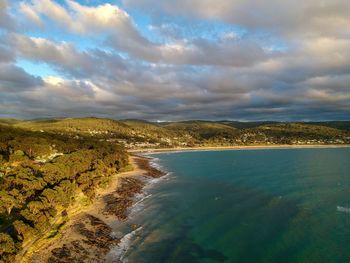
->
[[0, 0, 350, 121]]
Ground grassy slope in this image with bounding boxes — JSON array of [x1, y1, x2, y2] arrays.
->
[[14, 117, 130, 133], [0, 119, 23, 125], [257, 123, 347, 137], [162, 121, 238, 139], [305, 121, 350, 131], [3, 118, 350, 147]]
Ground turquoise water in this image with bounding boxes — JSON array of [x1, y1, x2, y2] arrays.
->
[[110, 148, 350, 263]]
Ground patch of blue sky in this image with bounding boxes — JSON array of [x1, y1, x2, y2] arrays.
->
[[125, 8, 164, 43], [259, 38, 288, 53], [245, 30, 288, 52], [136, 13, 288, 52], [264, 43, 288, 52], [146, 15, 248, 42], [28, 31, 101, 51], [75, 0, 123, 6], [116, 3, 248, 44], [75, 0, 246, 42], [16, 59, 60, 78]]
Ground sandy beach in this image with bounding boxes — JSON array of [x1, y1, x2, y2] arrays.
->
[[129, 144, 350, 154], [22, 155, 164, 263]]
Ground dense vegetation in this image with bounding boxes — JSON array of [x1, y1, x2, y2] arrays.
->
[[6, 118, 350, 149], [0, 125, 128, 262]]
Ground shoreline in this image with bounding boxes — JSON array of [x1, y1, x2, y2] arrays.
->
[[129, 144, 350, 154], [18, 144, 350, 262], [25, 155, 165, 263]]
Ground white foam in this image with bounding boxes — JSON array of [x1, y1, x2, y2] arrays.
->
[[127, 193, 153, 217], [108, 227, 143, 262], [337, 206, 350, 213], [134, 194, 152, 206], [127, 172, 172, 218], [107, 155, 173, 262], [149, 160, 165, 172]]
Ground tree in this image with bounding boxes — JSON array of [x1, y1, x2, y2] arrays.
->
[[0, 233, 17, 263], [0, 191, 17, 215], [13, 220, 37, 244], [0, 233, 16, 254]]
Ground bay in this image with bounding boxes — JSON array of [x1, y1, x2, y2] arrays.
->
[[109, 148, 350, 263]]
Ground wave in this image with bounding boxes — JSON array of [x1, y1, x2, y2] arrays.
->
[[108, 226, 143, 262], [139, 153, 170, 175], [149, 158, 165, 171], [133, 193, 152, 206], [337, 206, 350, 213], [128, 171, 172, 218], [127, 193, 153, 217], [107, 155, 173, 262]]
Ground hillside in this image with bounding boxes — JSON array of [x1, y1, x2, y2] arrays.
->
[[305, 121, 350, 132], [2, 118, 350, 149], [0, 124, 128, 262], [0, 119, 22, 125], [14, 118, 131, 138]]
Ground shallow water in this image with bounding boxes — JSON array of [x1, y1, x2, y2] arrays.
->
[[108, 148, 350, 263]]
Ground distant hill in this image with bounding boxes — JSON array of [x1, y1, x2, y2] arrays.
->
[[14, 117, 132, 137], [304, 121, 350, 132], [0, 118, 22, 125], [4, 118, 350, 149], [161, 121, 238, 140], [218, 121, 278, 129]]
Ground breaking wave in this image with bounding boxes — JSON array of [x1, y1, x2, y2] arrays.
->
[[108, 226, 143, 262], [337, 206, 350, 213], [107, 155, 172, 262]]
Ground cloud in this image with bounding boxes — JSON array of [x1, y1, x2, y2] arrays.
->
[[0, 39, 14, 63], [0, 64, 43, 92], [43, 76, 121, 103], [12, 34, 99, 77], [0, 0, 349, 121], [19, 1, 44, 27], [20, 0, 272, 67], [109, 34, 270, 67], [123, 0, 350, 38], [0, 0, 15, 30], [20, 0, 134, 34]]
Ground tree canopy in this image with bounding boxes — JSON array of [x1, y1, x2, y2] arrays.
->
[[0, 125, 128, 262]]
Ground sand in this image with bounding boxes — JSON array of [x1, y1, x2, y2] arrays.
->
[[129, 144, 350, 154]]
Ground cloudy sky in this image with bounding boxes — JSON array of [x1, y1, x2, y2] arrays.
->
[[0, 0, 350, 121]]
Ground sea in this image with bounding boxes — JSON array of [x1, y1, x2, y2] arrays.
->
[[106, 147, 350, 263]]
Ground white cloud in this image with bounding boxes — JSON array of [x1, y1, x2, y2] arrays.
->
[[19, 1, 43, 26], [20, 0, 134, 34]]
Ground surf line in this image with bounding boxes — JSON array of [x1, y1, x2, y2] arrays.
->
[[337, 206, 350, 213]]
